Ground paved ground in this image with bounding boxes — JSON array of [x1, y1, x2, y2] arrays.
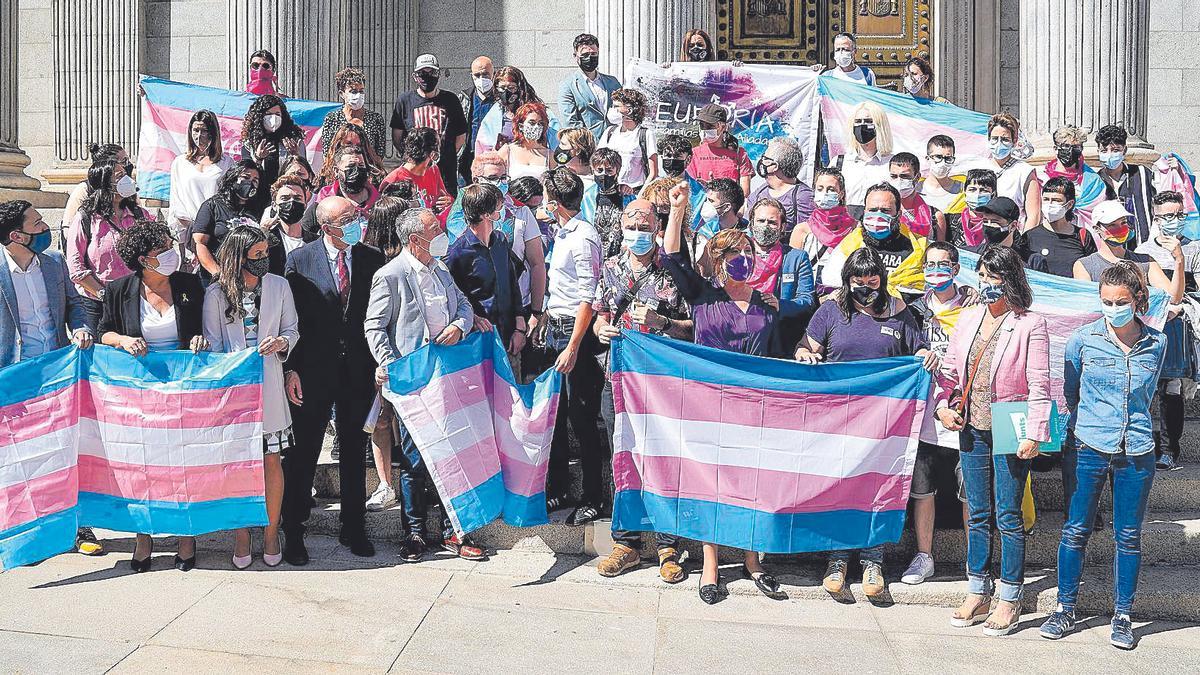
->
[[0, 533, 1197, 674]]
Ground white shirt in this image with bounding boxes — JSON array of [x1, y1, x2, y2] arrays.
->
[[280, 231, 305, 256], [825, 65, 877, 87], [917, 177, 963, 212], [546, 215, 602, 318], [586, 75, 607, 110], [168, 154, 234, 236], [324, 238, 352, 286], [401, 249, 451, 337], [842, 152, 893, 207], [507, 202, 543, 306], [140, 297, 178, 351], [600, 124, 657, 189], [5, 249, 55, 360]]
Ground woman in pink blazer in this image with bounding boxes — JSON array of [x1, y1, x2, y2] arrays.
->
[[935, 245, 1051, 637]]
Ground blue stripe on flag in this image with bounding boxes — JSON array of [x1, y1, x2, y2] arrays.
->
[[501, 490, 548, 528], [817, 75, 989, 136], [612, 490, 907, 554], [83, 346, 263, 391], [137, 170, 171, 203], [610, 330, 930, 400], [0, 347, 79, 409], [139, 76, 339, 127], [0, 508, 78, 572], [445, 471, 505, 534], [76, 492, 267, 535]]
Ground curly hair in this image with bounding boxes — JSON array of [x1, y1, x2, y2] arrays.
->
[[765, 136, 804, 179], [0, 199, 32, 243], [215, 159, 261, 205], [334, 67, 366, 93], [270, 174, 311, 200], [402, 127, 440, 164], [610, 88, 648, 124], [656, 134, 692, 159], [116, 220, 174, 273], [512, 102, 549, 145], [240, 94, 303, 147]]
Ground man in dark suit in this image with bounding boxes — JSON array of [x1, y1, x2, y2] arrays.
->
[[282, 196, 384, 564]]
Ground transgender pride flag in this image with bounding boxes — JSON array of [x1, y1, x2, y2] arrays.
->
[[384, 332, 561, 537], [610, 331, 931, 554], [0, 347, 267, 571], [135, 75, 340, 202]]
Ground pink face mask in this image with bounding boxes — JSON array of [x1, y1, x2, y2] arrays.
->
[[248, 68, 276, 95]]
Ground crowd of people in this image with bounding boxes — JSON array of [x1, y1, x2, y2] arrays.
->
[[2, 30, 1193, 651]]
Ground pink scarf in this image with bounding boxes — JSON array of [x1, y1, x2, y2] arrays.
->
[[747, 243, 784, 294], [958, 207, 985, 247], [1043, 158, 1083, 183], [899, 194, 932, 237], [247, 69, 277, 96], [807, 206, 858, 248]]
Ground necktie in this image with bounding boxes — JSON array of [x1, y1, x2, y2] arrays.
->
[[336, 250, 350, 306]]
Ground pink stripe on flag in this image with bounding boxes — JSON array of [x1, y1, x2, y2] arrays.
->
[[612, 451, 912, 514], [76, 455, 265, 503], [611, 371, 917, 440], [0, 383, 79, 446], [429, 435, 502, 501], [0, 466, 78, 532], [79, 381, 263, 429], [389, 363, 492, 430]]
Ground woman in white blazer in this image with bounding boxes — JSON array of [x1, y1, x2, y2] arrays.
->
[[203, 224, 300, 569]]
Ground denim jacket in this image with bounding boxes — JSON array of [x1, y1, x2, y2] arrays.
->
[[1064, 318, 1166, 455]]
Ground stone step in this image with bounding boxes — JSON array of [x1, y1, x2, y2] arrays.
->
[[304, 500, 1200, 568]]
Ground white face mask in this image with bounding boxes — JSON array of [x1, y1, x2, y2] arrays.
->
[[474, 76, 493, 94], [521, 122, 544, 141], [345, 92, 366, 110], [834, 50, 854, 68], [1043, 200, 1069, 222], [263, 114, 283, 133], [903, 75, 925, 94], [700, 201, 720, 221], [700, 128, 720, 143], [929, 161, 954, 179], [606, 107, 624, 125], [148, 248, 180, 276], [115, 174, 137, 198], [427, 232, 449, 258], [890, 177, 916, 198]]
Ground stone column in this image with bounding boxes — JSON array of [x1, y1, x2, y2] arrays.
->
[[584, 0, 716, 84], [933, 0, 1000, 111], [1018, 0, 1152, 161], [0, 0, 64, 207]]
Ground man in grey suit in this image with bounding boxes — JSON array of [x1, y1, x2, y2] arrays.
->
[[364, 207, 487, 561], [0, 199, 100, 555], [557, 33, 622, 141]]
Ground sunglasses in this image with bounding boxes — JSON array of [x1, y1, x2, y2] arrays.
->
[[250, 62, 273, 71]]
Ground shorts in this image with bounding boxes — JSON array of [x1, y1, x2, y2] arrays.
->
[[912, 440, 965, 502], [263, 427, 295, 455]]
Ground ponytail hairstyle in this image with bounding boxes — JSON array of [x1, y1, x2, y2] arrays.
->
[[78, 160, 141, 238], [1099, 260, 1150, 315]]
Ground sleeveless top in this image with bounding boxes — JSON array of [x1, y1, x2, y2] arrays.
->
[[1078, 250, 1152, 282]]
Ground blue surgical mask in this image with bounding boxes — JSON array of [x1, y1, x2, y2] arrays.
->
[[622, 229, 655, 255], [988, 139, 1013, 160], [1155, 214, 1185, 237], [978, 281, 1004, 304], [1102, 302, 1135, 328], [338, 217, 365, 246], [965, 191, 993, 209], [1099, 150, 1125, 170]]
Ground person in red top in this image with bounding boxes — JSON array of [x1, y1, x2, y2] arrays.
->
[[381, 127, 453, 223], [687, 103, 752, 198]]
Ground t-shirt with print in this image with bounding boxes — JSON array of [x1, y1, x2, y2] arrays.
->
[[686, 142, 753, 183], [863, 231, 914, 276], [804, 297, 927, 363], [389, 90, 469, 196]]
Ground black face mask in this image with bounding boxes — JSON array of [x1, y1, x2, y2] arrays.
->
[[341, 165, 369, 193], [1057, 145, 1082, 166], [853, 123, 877, 144], [499, 88, 520, 106], [850, 285, 880, 307], [983, 224, 1011, 243], [755, 158, 776, 179], [554, 149, 573, 165], [414, 71, 439, 93], [595, 173, 617, 194], [277, 199, 305, 224], [687, 45, 709, 61], [235, 180, 257, 201], [661, 157, 687, 177], [244, 257, 271, 278], [578, 53, 599, 73]]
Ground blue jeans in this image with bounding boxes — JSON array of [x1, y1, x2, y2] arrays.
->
[[394, 420, 452, 541], [829, 545, 884, 565], [1057, 442, 1155, 615], [960, 426, 1030, 602]]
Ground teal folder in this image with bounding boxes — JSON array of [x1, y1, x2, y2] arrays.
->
[[989, 400, 1065, 454]]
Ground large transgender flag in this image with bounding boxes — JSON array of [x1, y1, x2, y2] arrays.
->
[[610, 331, 931, 554], [0, 347, 266, 571], [818, 75, 990, 162], [136, 75, 340, 202], [383, 332, 561, 536]]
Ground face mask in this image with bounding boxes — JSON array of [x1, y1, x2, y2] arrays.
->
[[890, 177, 916, 198], [336, 217, 365, 246], [521, 122, 544, 140], [18, 230, 52, 255], [1056, 145, 1082, 166], [724, 254, 754, 282], [244, 256, 271, 278], [474, 76, 493, 94], [850, 284, 879, 306], [235, 180, 257, 201], [479, 176, 510, 195], [554, 149, 572, 165], [923, 264, 955, 292], [115, 175, 137, 198], [965, 191, 993, 209], [148, 249, 180, 276], [499, 88, 520, 106], [813, 190, 841, 210], [414, 71, 439, 92], [605, 107, 624, 125], [862, 210, 895, 239], [1156, 215, 1186, 237], [578, 53, 599, 73], [595, 173, 618, 193], [700, 201, 720, 221], [988, 139, 1013, 160], [345, 92, 366, 110], [1102, 302, 1136, 328], [262, 114, 282, 133], [751, 222, 781, 248], [853, 123, 876, 144], [929, 161, 954, 179], [623, 229, 655, 256], [661, 157, 687, 177], [688, 45, 709, 61], [1099, 150, 1125, 170], [192, 130, 212, 149], [427, 232, 450, 258], [247, 68, 276, 95], [700, 128, 720, 143], [341, 164, 369, 193], [756, 158, 777, 179], [978, 281, 1005, 304], [1103, 225, 1131, 246], [903, 75, 925, 94], [277, 199, 305, 224], [834, 50, 855, 68], [1042, 200, 1069, 222], [982, 223, 1011, 243]]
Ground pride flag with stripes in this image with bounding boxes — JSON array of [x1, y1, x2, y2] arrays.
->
[[383, 332, 561, 537], [0, 347, 266, 571], [610, 331, 931, 554], [135, 75, 340, 202]]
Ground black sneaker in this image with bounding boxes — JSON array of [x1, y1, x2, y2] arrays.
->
[[567, 503, 599, 526], [1110, 614, 1135, 649], [399, 533, 426, 562], [1156, 454, 1180, 472]]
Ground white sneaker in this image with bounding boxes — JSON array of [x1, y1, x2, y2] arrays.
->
[[900, 552, 935, 585], [366, 483, 397, 511]]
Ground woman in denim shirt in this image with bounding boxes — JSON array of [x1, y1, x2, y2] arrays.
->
[[1041, 262, 1166, 650]]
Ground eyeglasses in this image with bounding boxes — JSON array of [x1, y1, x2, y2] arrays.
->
[[926, 154, 955, 165], [1155, 214, 1187, 223], [624, 208, 655, 221], [923, 262, 954, 272], [250, 62, 273, 71]]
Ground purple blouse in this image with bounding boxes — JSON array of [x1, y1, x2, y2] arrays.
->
[[662, 250, 777, 356]]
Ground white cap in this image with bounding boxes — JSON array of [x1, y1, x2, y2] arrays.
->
[[414, 54, 440, 72], [1092, 200, 1134, 226]]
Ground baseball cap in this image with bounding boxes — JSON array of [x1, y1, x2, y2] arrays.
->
[[696, 103, 729, 124], [1092, 199, 1134, 226], [414, 54, 440, 72], [976, 196, 1019, 223]]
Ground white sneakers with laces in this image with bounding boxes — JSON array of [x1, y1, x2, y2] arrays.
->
[[366, 483, 397, 511]]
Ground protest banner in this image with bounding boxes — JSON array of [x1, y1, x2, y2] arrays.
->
[[609, 330, 930, 554], [135, 75, 340, 202], [0, 347, 266, 571], [383, 332, 561, 537]]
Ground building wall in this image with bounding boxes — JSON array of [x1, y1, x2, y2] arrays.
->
[[1145, 0, 1200, 164]]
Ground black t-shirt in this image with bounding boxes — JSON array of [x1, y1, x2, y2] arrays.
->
[[189, 195, 253, 281], [390, 90, 469, 196], [863, 230, 914, 275], [1020, 225, 1096, 278]]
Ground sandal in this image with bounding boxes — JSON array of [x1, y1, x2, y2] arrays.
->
[[949, 595, 992, 627], [982, 600, 1021, 637]]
